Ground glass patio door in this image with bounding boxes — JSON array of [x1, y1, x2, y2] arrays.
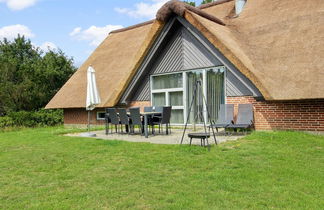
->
[[186, 67, 225, 124], [186, 70, 204, 124], [206, 67, 225, 122]]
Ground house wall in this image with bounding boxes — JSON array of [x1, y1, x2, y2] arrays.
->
[[127, 101, 151, 112], [62, 103, 150, 126], [63, 108, 105, 126], [125, 98, 324, 131], [63, 98, 324, 131], [226, 97, 324, 131]]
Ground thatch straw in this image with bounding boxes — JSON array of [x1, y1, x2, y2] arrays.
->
[[156, 0, 225, 26], [198, 0, 234, 9], [110, 20, 155, 34]]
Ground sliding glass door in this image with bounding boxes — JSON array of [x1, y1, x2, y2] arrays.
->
[[207, 67, 225, 122], [186, 70, 204, 124]]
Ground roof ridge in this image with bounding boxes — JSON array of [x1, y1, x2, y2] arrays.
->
[[198, 0, 234, 10], [156, 0, 225, 26], [109, 0, 227, 35], [110, 20, 154, 34]]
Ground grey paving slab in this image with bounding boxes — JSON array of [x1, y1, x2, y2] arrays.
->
[[66, 128, 245, 145]]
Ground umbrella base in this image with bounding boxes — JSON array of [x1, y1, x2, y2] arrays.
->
[[80, 133, 97, 137]]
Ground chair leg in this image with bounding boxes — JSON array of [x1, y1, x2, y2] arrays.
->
[[105, 121, 108, 135], [190, 137, 192, 145]]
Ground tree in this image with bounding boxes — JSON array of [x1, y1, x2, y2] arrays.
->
[[183, 1, 196, 6], [201, 0, 215, 5], [0, 36, 76, 115]]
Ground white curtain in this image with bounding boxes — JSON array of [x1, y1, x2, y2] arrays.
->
[[207, 68, 225, 122]]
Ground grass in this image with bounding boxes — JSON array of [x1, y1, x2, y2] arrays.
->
[[0, 127, 323, 209]]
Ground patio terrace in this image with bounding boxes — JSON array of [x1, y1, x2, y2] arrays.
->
[[67, 128, 244, 145]]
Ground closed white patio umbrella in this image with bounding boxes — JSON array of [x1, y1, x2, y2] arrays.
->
[[84, 65, 101, 137]]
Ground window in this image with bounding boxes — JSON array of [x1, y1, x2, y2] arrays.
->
[[151, 73, 184, 124], [152, 73, 182, 89], [150, 67, 225, 124], [152, 92, 166, 106], [97, 112, 106, 120]]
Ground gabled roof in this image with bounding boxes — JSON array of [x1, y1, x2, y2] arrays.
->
[[46, 0, 324, 109], [199, 0, 324, 100], [46, 20, 163, 108]]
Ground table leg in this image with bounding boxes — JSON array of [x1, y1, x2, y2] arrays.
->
[[144, 114, 148, 138]]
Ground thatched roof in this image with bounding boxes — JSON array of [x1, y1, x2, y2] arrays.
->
[[200, 0, 324, 100], [46, 0, 324, 109], [46, 20, 164, 109]]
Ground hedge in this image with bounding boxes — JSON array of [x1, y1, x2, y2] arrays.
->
[[0, 109, 63, 128]]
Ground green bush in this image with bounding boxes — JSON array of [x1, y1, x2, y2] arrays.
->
[[0, 116, 14, 128], [0, 109, 63, 128]]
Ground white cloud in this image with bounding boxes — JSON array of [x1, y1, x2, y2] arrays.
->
[[69, 25, 123, 46], [39, 41, 57, 52], [115, 0, 169, 19], [0, 24, 35, 40], [0, 0, 38, 10], [69, 27, 81, 37]]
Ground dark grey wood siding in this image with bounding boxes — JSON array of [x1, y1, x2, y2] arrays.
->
[[121, 18, 262, 103]]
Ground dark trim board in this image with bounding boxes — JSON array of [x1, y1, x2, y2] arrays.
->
[[119, 18, 177, 104], [119, 16, 262, 104]]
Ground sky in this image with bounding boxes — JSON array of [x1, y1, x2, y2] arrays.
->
[[0, 0, 202, 67]]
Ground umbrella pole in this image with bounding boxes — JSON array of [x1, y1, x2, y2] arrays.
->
[[88, 111, 91, 133]]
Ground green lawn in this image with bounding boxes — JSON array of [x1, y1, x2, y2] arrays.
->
[[0, 127, 323, 209]]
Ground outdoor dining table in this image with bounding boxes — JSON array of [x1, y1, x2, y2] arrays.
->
[[141, 111, 161, 138]]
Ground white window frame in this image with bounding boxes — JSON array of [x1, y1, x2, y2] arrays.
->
[[150, 72, 185, 125], [96, 111, 106, 121], [150, 66, 226, 125]]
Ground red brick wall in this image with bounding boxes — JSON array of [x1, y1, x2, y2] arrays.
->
[[227, 96, 324, 131], [63, 101, 152, 125], [128, 101, 151, 112], [64, 99, 324, 131], [64, 108, 105, 125]]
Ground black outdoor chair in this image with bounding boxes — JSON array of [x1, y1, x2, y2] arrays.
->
[[118, 108, 130, 133], [227, 104, 254, 132], [129, 107, 143, 134], [105, 113, 111, 135], [106, 108, 120, 134], [154, 106, 163, 114], [152, 106, 172, 135], [144, 106, 155, 133], [144, 106, 154, 112], [209, 104, 234, 133], [150, 106, 163, 133]]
